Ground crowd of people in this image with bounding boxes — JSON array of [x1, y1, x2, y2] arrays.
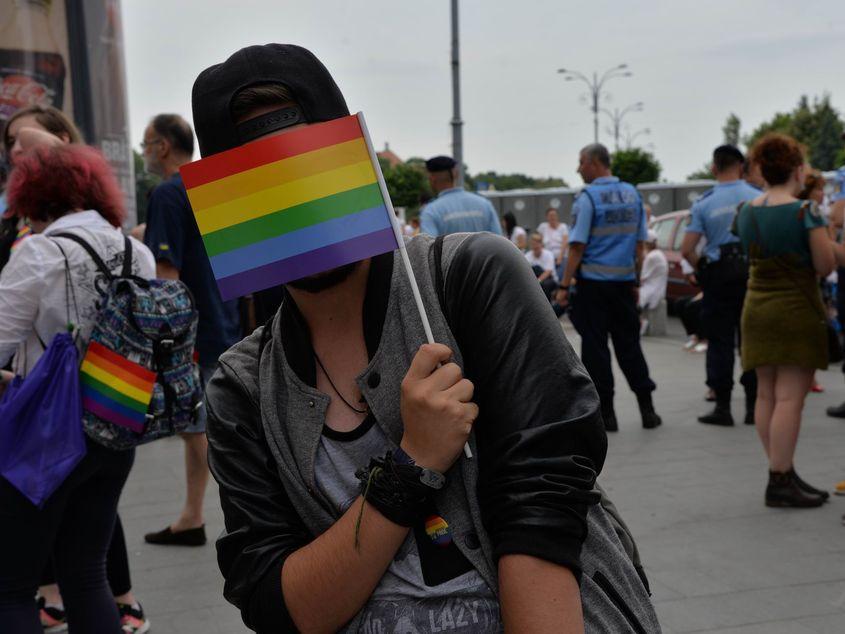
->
[[0, 40, 844, 634]]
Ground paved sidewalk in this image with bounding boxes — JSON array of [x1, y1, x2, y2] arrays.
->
[[123, 317, 845, 633]]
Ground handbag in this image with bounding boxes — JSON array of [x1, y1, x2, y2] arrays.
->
[[748, 202, 842, 364], [0, 240, 88, 507]]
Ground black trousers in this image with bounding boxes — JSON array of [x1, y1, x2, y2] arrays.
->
[[700, 274, 756, 399], [569, 279, 656, 406], [0, 439, 135, 634], [41, 514, 132, 597], [676, 295, 703, 338]]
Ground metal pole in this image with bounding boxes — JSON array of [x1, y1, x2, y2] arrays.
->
[[592, 72, 599, 143], [450, 0, 464, 187]]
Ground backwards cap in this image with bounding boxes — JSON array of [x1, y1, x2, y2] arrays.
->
[[191, 44, 349, 157]]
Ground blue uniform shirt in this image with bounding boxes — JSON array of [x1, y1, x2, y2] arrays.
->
[[685, 180, 760, 262], [420, 187, 502, 236], [144, 173, 241, 366], [570, 176, 647, 282]]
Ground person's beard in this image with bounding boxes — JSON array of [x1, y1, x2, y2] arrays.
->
[[287, 262, 360, 293]]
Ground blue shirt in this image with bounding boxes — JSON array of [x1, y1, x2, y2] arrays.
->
[[685, 180, 760, 261], [144, 173, 241, 366], [420, 187, 502, 236], [570, 176, 647, 282], [833, 167, 845, 202]]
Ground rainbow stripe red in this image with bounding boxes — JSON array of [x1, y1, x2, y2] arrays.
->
[[80, 341, 156, 434], [180, 113, 399, 301]]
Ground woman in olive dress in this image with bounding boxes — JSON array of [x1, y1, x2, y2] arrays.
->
[[734, 133, 835, 508]]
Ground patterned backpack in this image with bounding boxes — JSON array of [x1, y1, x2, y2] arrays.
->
[[54, 232, 201, 450]]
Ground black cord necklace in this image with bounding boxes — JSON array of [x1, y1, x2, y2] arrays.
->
[[314, 353, 368, 414]]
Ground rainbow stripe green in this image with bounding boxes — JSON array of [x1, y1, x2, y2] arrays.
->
[[180, 113, 399, 301], [80, 341, 156, 434]]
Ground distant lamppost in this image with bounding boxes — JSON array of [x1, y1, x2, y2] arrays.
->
[[625, 127, 651, 149], [557, 64, 632, 144], [602, 101, 643, 152]]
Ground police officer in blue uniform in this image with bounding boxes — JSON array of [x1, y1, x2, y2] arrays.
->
[[557, 143, 661, 432], [420, 156, 502, 236], [681, 145, 760, 426]]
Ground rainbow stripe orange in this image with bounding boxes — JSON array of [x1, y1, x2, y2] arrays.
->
[[80, 341, 156, 433], [180, 113, 399, 301], [424, 515, 452, 547]]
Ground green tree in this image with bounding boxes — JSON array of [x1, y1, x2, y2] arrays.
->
[[469, 171, 567, 190], [687, 164, 713, 181], [745, 95, 845, 170], [722, 113, 741, 146], [611, 148, 661, 185], [383, 161, 430, 211], [133, 150, 160, 224]]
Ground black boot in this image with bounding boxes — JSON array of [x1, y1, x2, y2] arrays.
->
[[600, 403, 618, 433], [744, 385, 756, 426], [765, 470, 825, 508], [636, 391, 662, 429], [698, 390, 734, 426], [826, 401, 845, 418], [790, 468, 830, 501]]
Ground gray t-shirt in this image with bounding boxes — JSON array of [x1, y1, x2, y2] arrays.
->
[[315, 418, 501, 633]]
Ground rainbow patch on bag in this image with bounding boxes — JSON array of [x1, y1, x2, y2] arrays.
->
[[80, 341, 156, 434], [425, 515, 452, 547]]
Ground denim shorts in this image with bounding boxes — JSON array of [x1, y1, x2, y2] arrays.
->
[[181, 364, 217, 434]]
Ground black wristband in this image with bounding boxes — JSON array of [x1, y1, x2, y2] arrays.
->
[[356, 451, 433, 527]]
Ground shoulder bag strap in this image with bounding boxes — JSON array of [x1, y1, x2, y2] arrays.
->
[[121, 235, 133, 277]]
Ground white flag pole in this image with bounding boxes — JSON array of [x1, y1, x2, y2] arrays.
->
[[357, 112, 472, 459]]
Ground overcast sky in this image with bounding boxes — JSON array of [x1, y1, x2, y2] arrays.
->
[[122, 0, 844, 186]]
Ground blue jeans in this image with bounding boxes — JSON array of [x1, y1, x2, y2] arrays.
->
[[0, 439, 135, 633]]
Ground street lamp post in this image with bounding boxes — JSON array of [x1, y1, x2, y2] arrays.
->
[[557, 64, 633, 144], [450, 0, 464, 187], [602, 101, 644, 152], [625, 127, 651, 149]]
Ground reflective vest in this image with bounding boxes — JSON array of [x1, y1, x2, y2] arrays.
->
[[578, 180, 643, 282]]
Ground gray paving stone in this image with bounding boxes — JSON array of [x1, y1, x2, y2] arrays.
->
[[120, 317, 845, 632]]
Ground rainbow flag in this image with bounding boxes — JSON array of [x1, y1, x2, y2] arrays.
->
[[80, 341, 156, 434], [180, 113, 399, 301], [424, 514, 452, 547]]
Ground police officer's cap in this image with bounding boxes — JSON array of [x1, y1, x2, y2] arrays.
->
[[425, 156, 457, 172]]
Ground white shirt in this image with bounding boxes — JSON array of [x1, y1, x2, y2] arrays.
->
[[509, 226, 527, 248], [524, 248, 558, 282], [0, 210, 155, 374], [536, 221, 569, 255], [639, 248, 668, 310]]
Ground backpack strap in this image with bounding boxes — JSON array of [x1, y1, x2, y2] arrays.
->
[[52, 231, 113, 281], [52, 232, 133, 280], [431, 235, 447, 321]]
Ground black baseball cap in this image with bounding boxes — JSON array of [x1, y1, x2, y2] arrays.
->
[[191, 44, 349, 157], [425, 155, 457, 172]]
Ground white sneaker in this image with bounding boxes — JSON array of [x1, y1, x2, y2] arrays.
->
[[683, 337, 697, 351], [693, 342, 708, 353]]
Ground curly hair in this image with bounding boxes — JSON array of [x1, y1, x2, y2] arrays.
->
[[748, 133, 806, 187], [6, 144, 126, 227], [798, 170, 825, 201]]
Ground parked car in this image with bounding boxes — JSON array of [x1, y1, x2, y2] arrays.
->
[[649, 210, 698, 306]]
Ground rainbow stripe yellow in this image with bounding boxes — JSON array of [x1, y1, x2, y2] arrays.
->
[[180, 113, 398, 301], [80, 341, 156, 434]]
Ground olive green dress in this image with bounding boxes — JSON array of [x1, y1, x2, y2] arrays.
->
[[733, 200, 828, 371]]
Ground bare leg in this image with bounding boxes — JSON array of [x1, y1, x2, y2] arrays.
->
[[768, 366, 813, 472], [754, 366, 776, 457], [172, 433, 209, 531], [38, 583, 62, 606]]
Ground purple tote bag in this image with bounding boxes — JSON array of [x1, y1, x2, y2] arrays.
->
[[0, 332, 87, 507]]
